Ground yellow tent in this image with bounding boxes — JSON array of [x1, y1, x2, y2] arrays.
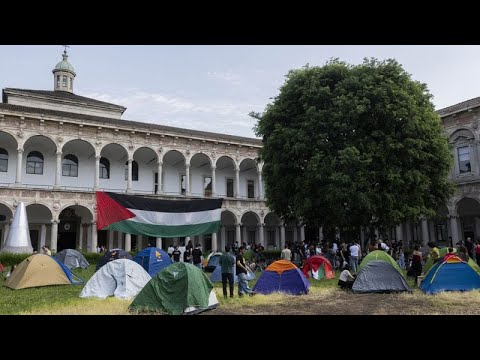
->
[[5, 254, 73, 289]]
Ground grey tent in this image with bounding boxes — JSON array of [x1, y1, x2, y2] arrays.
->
[[352, 260, 410, 294], [55, 249, 89, 269], [80, 259, 151, 299]]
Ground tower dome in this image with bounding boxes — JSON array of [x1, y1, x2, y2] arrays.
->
[[52, 47, 76, 93]]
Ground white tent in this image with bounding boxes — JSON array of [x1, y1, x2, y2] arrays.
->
[[80, 259, 151, 300]]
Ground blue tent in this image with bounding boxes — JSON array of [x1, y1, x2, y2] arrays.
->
[[253, 260, 309, 295], [133, 247, 172, 276], [420, 255, 480, 294]]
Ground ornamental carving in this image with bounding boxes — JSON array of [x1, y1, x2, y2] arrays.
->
[[61, 193, 75, 199], [17, 130, 24, 138], [21, 191, 35, 197], [57, 136, 63, 143], [53, 202, 61, 210], [40, 192, 53, 198], [473, 121, 479, 130]]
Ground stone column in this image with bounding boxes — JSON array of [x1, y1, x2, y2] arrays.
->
[[450, 216, 460, 245], [77, 224, 83, 251], [428, 221, 436, 243], [300, 225, 305, 243], [156, 161, 163, 194], [242, 226, 247, 244], [212, 232, 218, 252], [235, 223, 242, 245], [211, 166, 216, 197], [91, 222, 97, 253], [15, 148, 23, 184], [293, 225, 298, 243], [125, 233, 131, 251], [258, 223, 265, 247], [475, 217, 480, 240], [137, 235, 143, 250], [127, 158, 133, 193], [3, 223, 10, 246], [87, 224, 92, 251], [280, 224, 286, 249], [319, 226, 324, 241], [50, 220, 59, 252], [54, 151, 62, 189], [156, 237, 162, 249], [185, 163, 191, 196], [396, 225, 403, 244], [257, 171, 263, 200], [421, 218, 429, 246], [94, 156, 100, 190], [235, 166, 240, 198], [108, 230, 114, 250], [40, 224, 46, 250], [221, 226, 226, 249], [405, 221, 412, 248], [117, 231, 123, 249], [275, 226, 280, 248]]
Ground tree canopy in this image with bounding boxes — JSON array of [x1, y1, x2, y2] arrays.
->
[[252, 58, 454, 230]]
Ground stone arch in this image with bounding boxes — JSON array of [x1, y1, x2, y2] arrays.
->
[[190, 153, 213, 197], [190, 152, 212, 167], [100, 142, 129, 156], [449, 128, 476, 143], [22, 134, 58, 151], [241, 210, 261, 224], [221, 209, 238, 225], [58, 204, 95, 251], [216, 155, 235, 169], [162, 149, 185, 164], [0, 201, 14, 220]]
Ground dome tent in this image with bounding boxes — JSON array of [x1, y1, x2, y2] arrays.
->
[[253, 260, 309, 295], [55, 249, 89, 269], [4, 254, 83, 290], [302, 255, 335, 280], [130, 262, 218, 315], [352, 260, 410, 294], [96, 249, 132, 271], [420, 254, 480, 294], [358, 250, 402, 274], [80, 259, 151, 299], [133, 247, 172, 276]]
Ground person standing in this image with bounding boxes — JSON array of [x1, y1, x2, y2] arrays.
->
[[219, 245, 235, 298], [281, 244, 292, 261], [236, 246, 255, 297], [349, 242, 360, 273], [192, 244, 203, 269]]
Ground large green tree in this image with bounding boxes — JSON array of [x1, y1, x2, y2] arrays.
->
[[252, 58, 454, 230]]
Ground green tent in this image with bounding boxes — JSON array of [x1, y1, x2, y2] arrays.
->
[[129, 262, 219, 315], [423, 247, 480, 275], [358, 250, 402, 274]]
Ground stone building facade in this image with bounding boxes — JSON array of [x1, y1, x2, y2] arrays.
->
[[0, 50, 306, 253]]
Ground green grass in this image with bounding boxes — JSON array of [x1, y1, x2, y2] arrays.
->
[[0, 265, 97, 315]]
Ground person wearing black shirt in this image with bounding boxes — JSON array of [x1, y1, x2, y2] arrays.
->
[[192, 244, 203, 268], [236, 246, 255, 297], [172, 246, 181, 263]]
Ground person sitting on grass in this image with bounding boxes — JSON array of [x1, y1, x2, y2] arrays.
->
[[338, 264, 355, 290]]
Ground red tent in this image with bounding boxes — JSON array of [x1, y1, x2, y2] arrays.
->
[[0, 262, 4, 272], [302, 255, 335, 280]]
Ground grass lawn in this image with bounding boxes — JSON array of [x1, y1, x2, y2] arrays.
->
[[2, 265, 480, 315]]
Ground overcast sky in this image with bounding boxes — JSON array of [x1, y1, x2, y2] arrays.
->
[[0, 45, 479, 138]]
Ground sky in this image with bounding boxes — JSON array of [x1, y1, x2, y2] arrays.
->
[[0, 45, 479, 139]]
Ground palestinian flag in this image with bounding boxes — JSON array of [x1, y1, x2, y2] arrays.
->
[[96, 192, 223, 238]]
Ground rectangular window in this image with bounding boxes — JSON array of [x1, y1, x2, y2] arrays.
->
[[26, 161, 43, 175], [56, 75, 60, 87], [458, 146, 471, 173], [181, 175, 186, 195], [0, 159, 7, 172], [436, 224, 446, 242], [204, 176, 212, 197], [226, 178, 234, 198], [100, 167, 109, 179], [62, 164, 78, 177], [154, 173, 158, 193], [247, 179, 255, 199], [62, 75, 67, 87], [68, 77, 72, 89]]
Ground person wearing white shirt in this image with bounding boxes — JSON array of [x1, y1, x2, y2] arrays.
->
[[338, 264, 355, 290], [349, 242, 360, 273]]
